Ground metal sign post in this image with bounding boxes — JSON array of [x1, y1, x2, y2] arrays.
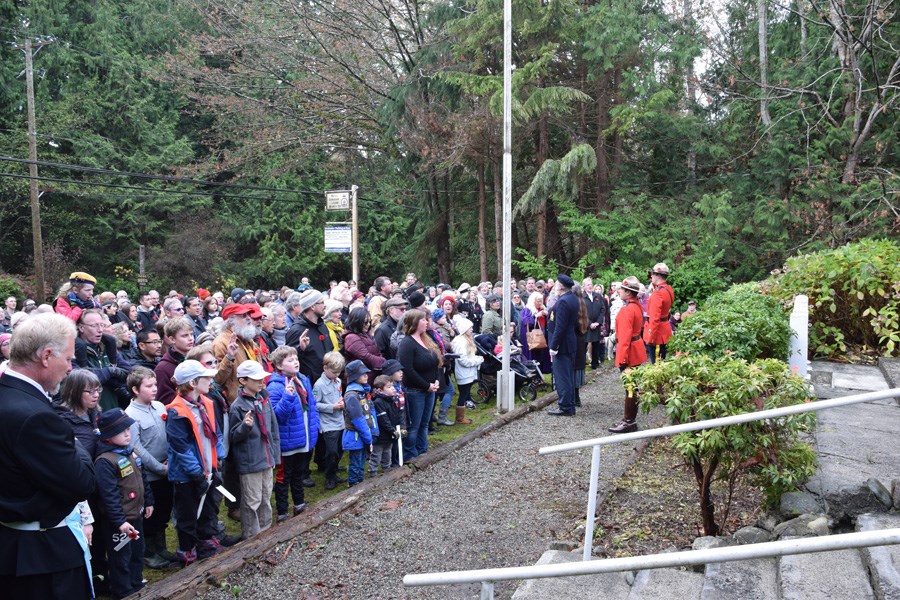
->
[[325, 187, 358, 282]]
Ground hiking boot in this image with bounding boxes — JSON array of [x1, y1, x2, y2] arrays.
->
[[197, 538, 223, 559], [175, 547, 197, 567]]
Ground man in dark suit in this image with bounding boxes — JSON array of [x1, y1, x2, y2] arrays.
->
[[0, 313, 96, 599], [547, 274, 581, 416]]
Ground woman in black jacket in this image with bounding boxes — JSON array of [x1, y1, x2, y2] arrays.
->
[[397, 309, 442, 460]]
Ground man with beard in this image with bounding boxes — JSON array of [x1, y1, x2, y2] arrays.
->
[[285, 289, 330, 382], [0, 313, 96, 600], [212, 303, 271, 403]]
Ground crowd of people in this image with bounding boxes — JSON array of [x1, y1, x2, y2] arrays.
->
[[0, 265, 691, 599]]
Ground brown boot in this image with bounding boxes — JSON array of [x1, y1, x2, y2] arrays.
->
[[608, 393, 638, 433], [455, 406, 472, 425]]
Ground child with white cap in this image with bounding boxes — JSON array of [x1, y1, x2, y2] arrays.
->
[[228, 361, 280, 539]]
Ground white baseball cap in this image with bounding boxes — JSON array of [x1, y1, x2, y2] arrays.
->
[[173, 359, 218, 385]]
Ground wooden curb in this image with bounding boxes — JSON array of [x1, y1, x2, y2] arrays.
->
[[133, 369, 605, 599]]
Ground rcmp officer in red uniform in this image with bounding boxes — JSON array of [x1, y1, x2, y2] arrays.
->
[[609, 276, 648, 433], [643, 263, 674, 364]]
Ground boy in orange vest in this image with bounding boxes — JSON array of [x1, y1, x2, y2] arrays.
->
[[166, 359, 223, 566]]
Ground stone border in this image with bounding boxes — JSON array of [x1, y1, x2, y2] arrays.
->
[[134, 371, 614, 599]]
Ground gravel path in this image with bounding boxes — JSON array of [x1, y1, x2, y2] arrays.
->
[[200, 366, 663, 600]]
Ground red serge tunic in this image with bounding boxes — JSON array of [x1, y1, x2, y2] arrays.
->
[[616, 298, 648, 368], [643, 282, 674, 345]]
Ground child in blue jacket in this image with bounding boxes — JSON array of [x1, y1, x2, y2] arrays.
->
[[268, 346, 319, 521], [341, 360, 378, 487]]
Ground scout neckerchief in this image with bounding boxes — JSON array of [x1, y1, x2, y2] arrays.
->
[[287, 374, 308, 412], [185, 395, 217, 443], [240, 389, 270, 446]]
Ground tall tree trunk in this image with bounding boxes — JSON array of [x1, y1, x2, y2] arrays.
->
[[477, 156, 489, 281], [536, 90, 549, 257], [758, 0, 772, 133], [684, 0, 697, 183], [594, 73, 611, 212], [798, 0, 808, 55], [436, 172, 452, 282]]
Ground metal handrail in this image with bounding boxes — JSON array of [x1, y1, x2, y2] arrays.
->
[[544, 387, 900, 561], [403, 528, 900, 588], [404, 387, 900, 597]]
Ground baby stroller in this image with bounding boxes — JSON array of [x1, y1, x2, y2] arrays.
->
[[473, 333, 546, 403]]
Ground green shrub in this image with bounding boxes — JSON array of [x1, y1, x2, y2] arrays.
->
[[670, 283, 792, 361], [0, 276, 23, 305], [760, 239, 900, 359], [626, 354, 816, 535]]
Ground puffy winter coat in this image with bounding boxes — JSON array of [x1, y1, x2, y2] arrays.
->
[[267, 372, 319, 453], [451, 335, 483, 385]]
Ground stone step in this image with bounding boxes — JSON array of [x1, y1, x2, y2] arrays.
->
[[856, 513, 900, 600], [627, 567, 703, 599], [700, 558, 778, 600], [510, 549, 632, 600], [779, 544, 875, 600]]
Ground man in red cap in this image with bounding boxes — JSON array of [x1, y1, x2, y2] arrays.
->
[[213, 303, 265, 404], [643, 263, 674, 364]]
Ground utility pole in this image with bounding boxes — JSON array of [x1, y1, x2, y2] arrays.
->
[[18, 37, 54, 301], [351, 185, 359, 284]]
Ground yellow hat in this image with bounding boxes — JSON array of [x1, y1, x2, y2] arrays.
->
[[69, 272, 97, 285]]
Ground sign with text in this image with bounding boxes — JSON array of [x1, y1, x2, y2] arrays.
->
[[325, 190, 350, 211], [324, 223, 352, 253]]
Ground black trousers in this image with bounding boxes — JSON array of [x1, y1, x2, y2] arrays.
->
[[589, 341, 606, 367], [645, 343, 667, 364], [275, 451, 311, 515], [143, 478, 173, 539], [0, 565, 92, 600], [172, 478, 218, 551], [105, 517, 144, 599], [319, 430, 344, 483], [223, 453, 242, 510]]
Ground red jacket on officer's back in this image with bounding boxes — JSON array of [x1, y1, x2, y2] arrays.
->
[[616, 299, 647, 368], [643, 282, 674, 345]]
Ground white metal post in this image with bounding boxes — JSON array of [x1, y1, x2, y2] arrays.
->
[[499, 0, 513, 414], [583, 445, 601, 560], [480, 581, 494, 600], [350, 185, 359, 284]]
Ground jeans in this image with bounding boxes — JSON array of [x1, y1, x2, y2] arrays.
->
[[439, 377, 455, 418], [552, 353, 576, 412], [404, 388, 436, 460], [348, 448, 368, 485]]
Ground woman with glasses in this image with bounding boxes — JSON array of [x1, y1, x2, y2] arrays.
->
[[342, 307, 385, 385], [54, 370, 104, 459]]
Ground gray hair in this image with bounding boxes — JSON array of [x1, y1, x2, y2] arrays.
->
[[205, 316, 226, 339], [284, 292, 303, 312], [9, 313, 76, 365], [270, 304, 286, 318]]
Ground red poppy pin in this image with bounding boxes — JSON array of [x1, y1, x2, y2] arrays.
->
[[319, 334, 325, 341]]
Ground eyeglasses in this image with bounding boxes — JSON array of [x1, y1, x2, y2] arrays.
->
[[80, 322, 104, 330], [170, 307, 184, 313], [203, 359, 219, 367], [142, 339, 163, 345], [261, 316, 272, 322], [83, 388, 101, 396], [0, 342, 9, 347]]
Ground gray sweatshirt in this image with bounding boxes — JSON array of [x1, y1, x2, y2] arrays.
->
[[126, 399, 169, 482], [313, 373, 345, 433]]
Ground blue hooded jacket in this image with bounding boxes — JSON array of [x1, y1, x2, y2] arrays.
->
[[267, 371, 319, 453], [341, 382, 377, 450]]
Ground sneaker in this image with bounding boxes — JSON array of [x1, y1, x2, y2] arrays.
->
[[465, 400, 476, 410], [175, 547, 197, 567], [368, 470, 378, 478], [197, 537, 223, 559], [277, 513, 289, 524], [293, 503, 307, 515]]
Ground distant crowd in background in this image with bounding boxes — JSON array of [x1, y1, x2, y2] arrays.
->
[[0, 266, 695, 599]]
